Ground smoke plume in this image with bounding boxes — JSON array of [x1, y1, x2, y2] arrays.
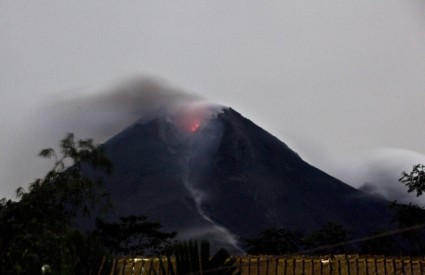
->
[[357, 149, 425, 206], [2, 77, 204, 199], [40, 76, 204, 142], [320, 148, 425, 206]]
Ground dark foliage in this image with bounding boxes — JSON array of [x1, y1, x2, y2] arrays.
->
[[94, 215, 176, 256], [302, 221, 351, 254], [244, 228, 302, 255], [400, 164, 425, 196], [359, 229, 397, 255], [0, 134, 175, 274], [245, 222, 354, 256], [0, 134, 111, 274], [390, 202, 425, 255]]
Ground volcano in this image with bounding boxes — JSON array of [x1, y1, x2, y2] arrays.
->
[[91, 106, 393, 253]]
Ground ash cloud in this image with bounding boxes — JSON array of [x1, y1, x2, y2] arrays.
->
[[357, 149, 425, 206], [287, 136, 425, 206], [322, 148, 425, 206], [2, 77, 205, 199], [40, 76, 204, 142]]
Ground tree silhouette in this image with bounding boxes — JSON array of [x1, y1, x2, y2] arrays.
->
[[94, 215, 176, 256], [390, 201, 425, 255], [0, 133, 111, 274], [302, 221, 351, 254], [386, 164, 425, 255], [400, 164, 425, 196], [244, 228, 302, 255], [359, 229, 396, 255]]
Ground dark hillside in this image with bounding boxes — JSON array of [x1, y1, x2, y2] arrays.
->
[[85, 106, 394, 252]]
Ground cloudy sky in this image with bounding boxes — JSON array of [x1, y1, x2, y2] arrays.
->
[[1, 1, 425, 201]]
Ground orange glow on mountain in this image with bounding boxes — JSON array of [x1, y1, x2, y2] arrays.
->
[[170, 104, 209, 134], [190, 122, 200, 132]]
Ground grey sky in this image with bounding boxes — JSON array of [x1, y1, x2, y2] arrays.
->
[[1, 1, 425, 200]]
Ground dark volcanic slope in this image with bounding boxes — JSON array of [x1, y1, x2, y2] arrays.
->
[[94, 107, 394, 251], [98, 117, 212, 237], [199, 108, 393, 237]]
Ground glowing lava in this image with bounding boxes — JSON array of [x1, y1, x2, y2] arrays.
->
[[189, 121, 200, 132], [170, 103, 211, 133]]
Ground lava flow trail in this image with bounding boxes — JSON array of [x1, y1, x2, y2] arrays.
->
[[179, 116, 245, 254]]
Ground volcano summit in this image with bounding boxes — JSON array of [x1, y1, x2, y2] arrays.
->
[[91, 105, 393, 253]]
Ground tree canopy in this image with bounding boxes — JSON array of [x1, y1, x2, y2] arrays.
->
[[0, 134, 112, 274], [94, 215, 176, 256], [400, 164, 425, 197], [0, 133, 176, 274], [244, 228, 302, 255]]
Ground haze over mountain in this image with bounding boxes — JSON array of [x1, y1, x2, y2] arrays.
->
[[87, 103, 395, 253]]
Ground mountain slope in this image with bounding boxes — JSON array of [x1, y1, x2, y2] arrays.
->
[[202, 108, 393, 236], [91, 106, 394, 252]]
